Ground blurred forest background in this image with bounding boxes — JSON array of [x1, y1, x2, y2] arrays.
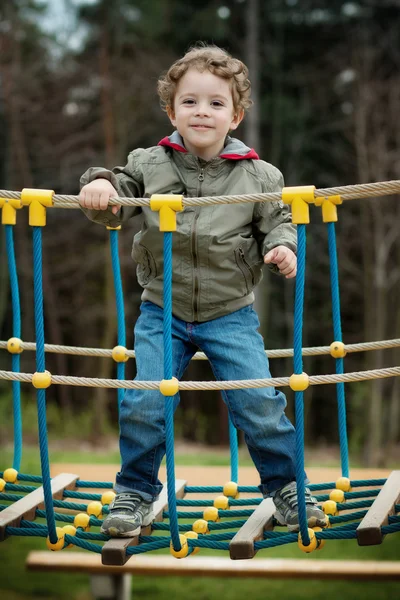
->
[[0, 0, 399, 467]]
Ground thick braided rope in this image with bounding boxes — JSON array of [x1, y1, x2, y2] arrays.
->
[[163, 231, 181, 551], [293, 224, 309, 544], [2, 337, 399, 359], [328, 221, 349, 477], [2, 180, 399, 208], [109, 229, 126, 409], [5, 225, 23, 472], [32, 227, 57, 543]]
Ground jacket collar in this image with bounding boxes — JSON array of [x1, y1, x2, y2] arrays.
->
[[158, 131, 259, 160]]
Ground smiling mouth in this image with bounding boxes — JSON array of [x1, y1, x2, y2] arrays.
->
[[191, 125, 213, 129]]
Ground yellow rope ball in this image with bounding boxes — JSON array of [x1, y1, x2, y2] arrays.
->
[[112, 345, 129, 363], [7, 337, 23, 354], [101, 491, 116, 506], [213, 495, 229, 510], [203, 506, 219, 522], [32, 370, 52, 389], [46, 527, 65, 551], [298, 528, 318, 553], [329, 489, 345, 503], [313, 526, 326, 550], [3, 468, 18, 483], [87, 501, 103, 518], [170, 533, 189, 558], [62, 525, 77, 548], [322, 500, 338, 516], [330, 341, 346, 358], [192, 519, 209, 534], [0, 478, 5, 492], [185, 531, 200, 555], [74, 513, 91, 531], [336, 477, 351, 492], [223, 481, 238, 498]]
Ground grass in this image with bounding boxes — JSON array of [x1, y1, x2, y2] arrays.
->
[[1, 447, 399, 599]]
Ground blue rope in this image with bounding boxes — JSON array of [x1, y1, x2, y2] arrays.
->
[[32, 226, 57, 543], [229, 416, 239, 482], [109, 229, 126, 411], [163, 231, 181, 551], [5, 225, 23, 472], [292, 224, 309, 545], [327, 222, 349, 477]]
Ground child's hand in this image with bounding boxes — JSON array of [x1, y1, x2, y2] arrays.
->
[[79, 179, 120, 215], [264, 246, 297, 278]]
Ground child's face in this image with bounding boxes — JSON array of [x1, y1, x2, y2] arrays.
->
[[167, 68, 243, 161]]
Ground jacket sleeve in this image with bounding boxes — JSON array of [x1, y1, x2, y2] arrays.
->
[[79, 150, 145, 228], [252, 165, 297, 265]]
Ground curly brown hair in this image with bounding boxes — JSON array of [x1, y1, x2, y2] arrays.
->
[[157, 44, 253, 113]]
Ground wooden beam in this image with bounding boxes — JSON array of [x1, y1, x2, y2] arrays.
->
[[101, 479, 187, 566], [357, 470, 400, 546], [0, 473, 79, 541], [229, 498, 275, 559], [26, 552, 400, 580]]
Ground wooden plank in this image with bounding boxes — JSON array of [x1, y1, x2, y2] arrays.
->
[[229, 498, 275, 560], [101, 479, 187, 566], [26, 552, 400, 580], [357, 470, 400, 546], [0, 473, 79, 541]]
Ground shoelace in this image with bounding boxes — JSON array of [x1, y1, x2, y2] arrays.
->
[[111, 493, 142, 513], [281, 487, 317, 508]]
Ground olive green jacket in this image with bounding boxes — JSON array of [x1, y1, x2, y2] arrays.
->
[[80, 133, 297, 322]]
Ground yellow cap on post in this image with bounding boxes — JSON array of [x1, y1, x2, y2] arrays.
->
[[150, 194, 183, 231], [159, 377, 179, 396], [314, 195, 342, 222], [282, 186, 315, 224], [0, 198, 22, 225], [21, 188, 54, 226]]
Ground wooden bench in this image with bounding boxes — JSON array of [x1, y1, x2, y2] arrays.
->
[[26, 551, 400, 600]]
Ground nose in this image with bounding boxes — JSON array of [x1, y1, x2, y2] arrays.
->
[[195, 102, 211, 117]]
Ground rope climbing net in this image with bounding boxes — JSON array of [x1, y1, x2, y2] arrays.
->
[[0, 181, 400, 563]]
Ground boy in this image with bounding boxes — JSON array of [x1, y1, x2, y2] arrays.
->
[[79, 44, 326, 536]]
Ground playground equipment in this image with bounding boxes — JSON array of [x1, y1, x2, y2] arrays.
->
[[0, 182, 400, 584]]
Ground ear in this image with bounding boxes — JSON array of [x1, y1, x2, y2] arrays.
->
[[166, 106, 176, 127], [230, 109, 244, 131]]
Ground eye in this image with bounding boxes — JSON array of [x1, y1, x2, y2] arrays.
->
[[211, 100, 224, 107], [182, 99, 195, 105]]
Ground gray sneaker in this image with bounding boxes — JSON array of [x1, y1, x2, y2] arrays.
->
[[101, 492, 154, 537], [273, 481, 327, 532]]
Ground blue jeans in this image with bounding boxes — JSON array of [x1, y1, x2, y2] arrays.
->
[[115, 301, 300, 501]]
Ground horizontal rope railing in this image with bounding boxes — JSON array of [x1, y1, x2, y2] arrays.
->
[[1, 365, 400, 390], [1, 338, 399, 360], [1, 180, 400, 209]]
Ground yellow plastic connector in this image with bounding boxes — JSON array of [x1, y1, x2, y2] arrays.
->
[[314, 195, 342, 223], [7, 337, 23, 354], [336, 476, 351, 492], [46, 526, 65, 551], [322, 500, 338, 516], [62, 524, 77, 548], [0, 478, 6, 492], [184, 531, 200, 555], [289, 372, 309, 391], [223, 481, 238, 498], [170, 533, 190, 558], [101, 491, 116, 506], [329, 489, 345, 503], [159, 377, 179, 396], [150, 194, 183, 231], [203, 507, 219, 522], [192, 519, 209, 534], [3, 468, 18, 483], [282, 186, 315, 224], [213, 495, 230, 510], [21, 188, 54, 226], [0, 198, 22, 225], [87, 501, 103, 518], [330, 341, 346, 358], [112, 345, 129, 363], [74, 513, 91, 531], [313, 526, 326, 550], [32, 370, 52, 389], [106, 225, 121, 230], [298, 528, 318, 553]]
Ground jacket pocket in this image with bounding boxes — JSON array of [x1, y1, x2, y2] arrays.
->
[[132, 243, 157, 287], [235, 246, 256, 295]]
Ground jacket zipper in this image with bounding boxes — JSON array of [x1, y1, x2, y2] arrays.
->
[[239, 248, 255, 287], [192, 165, 205, 320]]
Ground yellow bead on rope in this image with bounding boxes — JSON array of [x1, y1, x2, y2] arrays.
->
[[298, 528, 318, 553], [3, 468, 18, 484], [336, 477, 351, 492], [329, 489, 345, 503], [46, 527, 65, 551], [0, 479, 6, 492], [223, 481, 238, 498], [184, 531, 200, 555], [203, 506, 219, 522], [213, 495, 229, 510], [322, 500, 338, 516], [313, 526, 326, 550], [74, 513, 91, 531], [192, 519, 209, 534], [101, 491, 116, 506], [87, 501, 103, 518], [170, 533, 190, 558], [62, 525, 77, 548]]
